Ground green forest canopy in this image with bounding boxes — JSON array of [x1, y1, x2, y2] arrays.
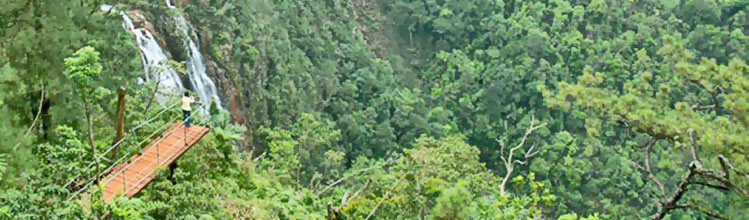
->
[[1, 0, 748, 219]]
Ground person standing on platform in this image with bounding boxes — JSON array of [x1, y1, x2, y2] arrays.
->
[[182, 92, 194, 127]]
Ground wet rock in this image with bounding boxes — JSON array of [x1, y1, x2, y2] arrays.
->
[[127, 10, 169, 50], [128, 10, 146, 28]]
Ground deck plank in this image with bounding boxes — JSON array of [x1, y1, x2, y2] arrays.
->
[[101, 122, 210, 203]]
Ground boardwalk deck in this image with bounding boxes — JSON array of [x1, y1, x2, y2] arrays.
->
[[100, 122, 210, 203]]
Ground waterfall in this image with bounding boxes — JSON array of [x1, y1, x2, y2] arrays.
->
[[101, 5, 183, 101], [102, 4, 223, 111], [166, 0, 176, 9], [172, 12, 223, 110]]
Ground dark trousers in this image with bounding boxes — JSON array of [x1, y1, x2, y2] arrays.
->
[[183, 110, 191, 126]]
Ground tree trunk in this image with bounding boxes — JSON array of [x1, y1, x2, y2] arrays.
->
[[41, 99, 51, 140], [86, 101, 100, 182], [144, 81, 160, 114], [500, 165, 513, 196], [113, 87, 127, 159]]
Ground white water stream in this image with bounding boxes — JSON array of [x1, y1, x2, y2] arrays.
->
[[166, 0, 176, 9], [174, 14, 222, 110], [101, 4, 222, 111]]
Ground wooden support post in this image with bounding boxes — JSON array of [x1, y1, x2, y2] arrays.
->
[[113, 87, 127, 159], [168, 161, 178, 184], [184, 123, 187, 147]]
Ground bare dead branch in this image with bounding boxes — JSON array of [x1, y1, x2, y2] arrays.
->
[[498, 137, 508, 165], [143, 80, 161, 114], [719, 157, 730, 180], [317, 166, 378, 196], [511, 116, 547, 156], [26, 80, 45, 137], [328, 177, 373, 220], [630, 159, 646, 171], [688, 78, 721, 111], [673, 203, 729, 220], [645, 141, 667, 199], [688, 130, 701, 164], [366, 173, 409, 220], [499, 116, 547, 196], [85, 97, 100, 182], [365, 192, 390, 220], [346, 177, 372, 205], [652, 157, 746, 220], [645, 130, 745, 219], [694, 167, 749, 197], [309, 174, 318, 189], [718, 155, 748, 178], [340, 191, 349, 206], [525, 144, 541, 159], [651, 162, 697, 220], [13, 80, 44, 150], [692, 104, 716, 110], [697, 208, 730, 220], [690, 181, 730, 191]]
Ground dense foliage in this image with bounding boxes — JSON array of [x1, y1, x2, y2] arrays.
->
[[1, 0, 748, 219]]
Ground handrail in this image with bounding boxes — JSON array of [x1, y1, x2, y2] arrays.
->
[[125, 130, 189, 195], [105, 101, 180, 160], [101, 120, 183, 187], [62, 101, 180, 189], [121, 118, 192, 195], [65, 119, 177, 200], [101, 121, 175, 175], [102, 109, 201, 199], [108, 101, 203, 181], [66, 102, 206, 201], [131, 111, 209, 189], [101, 102, 204, 185]]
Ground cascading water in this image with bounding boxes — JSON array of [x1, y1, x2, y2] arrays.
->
[[101, 5, 183, 101], [166, 0, 176, 9], [172, 11, 223, 110], [102, 4, 223, 111]]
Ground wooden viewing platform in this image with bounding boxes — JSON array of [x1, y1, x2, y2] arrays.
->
[[99, 122, 210, 203]]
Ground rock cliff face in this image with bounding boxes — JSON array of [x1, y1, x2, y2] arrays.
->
[[140, 2, 247, 147], [196, 26, 250, 149], [118, 3, 224, 113], [163, 0, 398, 152], [128, 10, 168, 54]]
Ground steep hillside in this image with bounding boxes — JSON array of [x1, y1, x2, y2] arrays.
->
[[1, 0, 748, 219]]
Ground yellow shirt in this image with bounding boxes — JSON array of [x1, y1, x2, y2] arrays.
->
[[181, 96, 194, 111]]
